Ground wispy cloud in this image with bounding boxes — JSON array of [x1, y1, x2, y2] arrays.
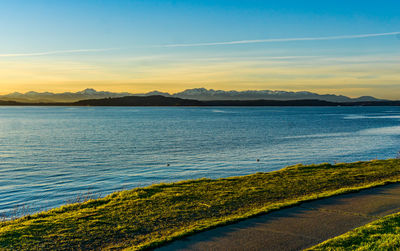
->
[[162, 31, 400, 47], [0, 48, 117, 57]]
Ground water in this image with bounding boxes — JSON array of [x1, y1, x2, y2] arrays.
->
[[1, 106, 400, 215]]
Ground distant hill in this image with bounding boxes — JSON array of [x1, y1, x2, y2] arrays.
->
[[1, 95, 400, 107], [72, 96, 400, 107], [74, 95, 204, 106], [0, 88, 132, 103], [168, 88, 383, 102], [0, 88, 386, 103], [0, 100, 20, 105]]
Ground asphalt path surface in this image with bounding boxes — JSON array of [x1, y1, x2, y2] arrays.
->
[[157, 183, 400, 251]]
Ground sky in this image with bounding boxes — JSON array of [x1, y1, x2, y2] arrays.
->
[[0, 0, 399, 98]]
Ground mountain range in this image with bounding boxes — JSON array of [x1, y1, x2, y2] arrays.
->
[[0, 88, 385, 103]]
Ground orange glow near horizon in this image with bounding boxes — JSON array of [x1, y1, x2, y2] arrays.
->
[[1, 52, 399, 99]]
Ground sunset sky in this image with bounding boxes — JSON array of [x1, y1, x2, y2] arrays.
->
[[1, 0, 399, 99]]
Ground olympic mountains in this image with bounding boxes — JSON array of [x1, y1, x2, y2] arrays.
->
[[0, 88, 384, 103]]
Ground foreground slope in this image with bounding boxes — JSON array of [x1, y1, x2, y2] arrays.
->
[[158, 183, 400, 251], [1, 160, 400, 250]]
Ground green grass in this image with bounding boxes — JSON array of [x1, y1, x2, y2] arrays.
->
[[1, 159, 400, 250], [308, 208, 400, 251]]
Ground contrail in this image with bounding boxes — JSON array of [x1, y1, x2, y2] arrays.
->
[[162, 31, 400, 48], [0, 48, 117, 57]]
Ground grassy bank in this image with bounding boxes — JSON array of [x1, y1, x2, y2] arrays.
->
[[1, 159, 400, 250], [308, 210, 400, 251]]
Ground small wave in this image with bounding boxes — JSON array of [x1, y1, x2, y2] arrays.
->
[[377, 115, 400, 119], [359, 126, 400, 136], [344, 115, 369, 119], [211, 110, 234, 113], [345, 115, 400, 119], [283, 132, 349, 139]]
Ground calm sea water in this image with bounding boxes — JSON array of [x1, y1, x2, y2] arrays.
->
[[1, 106, 400, 215]]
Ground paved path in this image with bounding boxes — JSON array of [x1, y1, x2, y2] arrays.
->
[[156, 183, 400, 251]]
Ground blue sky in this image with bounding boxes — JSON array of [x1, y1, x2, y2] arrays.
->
[[0, 0, 399, 98]]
